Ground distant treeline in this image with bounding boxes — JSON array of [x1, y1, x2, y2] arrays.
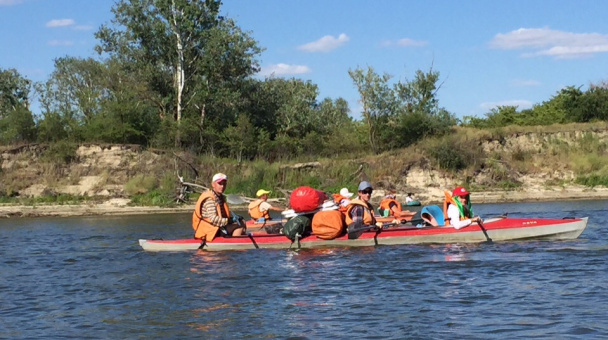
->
[[1, 0, 606, 162]]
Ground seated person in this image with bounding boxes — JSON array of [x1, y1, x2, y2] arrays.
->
[[192, 173, 245, 241], [248, 189, 284, 223], [379, 190, 413, 218], [443, 187, 482, 229], [345, 181, 384, 238]]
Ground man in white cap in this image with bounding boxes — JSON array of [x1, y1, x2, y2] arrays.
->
[[248, 189, 284, 223], [192, 173, 245, 241]]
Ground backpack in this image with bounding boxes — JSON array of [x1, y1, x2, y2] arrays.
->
[[282, 215, 312, 241], [312, 210, 345, 240]]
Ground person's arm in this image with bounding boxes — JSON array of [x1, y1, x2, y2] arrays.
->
[[259, 201, 283, 213], [447, 204, 472, 230], [201, 199, 229, 227], [389, 201, 400, 215]]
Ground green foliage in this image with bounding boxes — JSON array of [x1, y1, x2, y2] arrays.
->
[[95, 0, 262, 148], [424, 134, 485, 172], [0, 105, 36, 144], [0, 68, 31, 116], [462, 85, 608, 128], [37, 111, 68, 143], [128, 173, 178, 206], [0, 68, 35, 144], [124, 175, 158, 195], [0, 193, 90, 205], [348, 66, 396, 154], [575, 175, 608, 187], [129, 189, 176, 207], [221, 114, 257, 162], [40, 141, 78, 164]]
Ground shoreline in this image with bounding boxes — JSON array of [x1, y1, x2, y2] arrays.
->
[[1, 186, 608, 218]]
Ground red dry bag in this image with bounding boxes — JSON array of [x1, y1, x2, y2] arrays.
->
[[290, 186, 325, 213]]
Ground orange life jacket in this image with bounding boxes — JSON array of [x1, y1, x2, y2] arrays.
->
[[192, 190, 231, 242], [443, 190, 468, 223], [345, 198, 376, 225], [379, 197, 401, 217], [248, 199, 271, 220]]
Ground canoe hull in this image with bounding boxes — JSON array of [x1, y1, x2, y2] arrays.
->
[[139, 217, 588, 252]]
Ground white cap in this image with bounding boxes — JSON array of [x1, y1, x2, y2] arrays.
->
[[339, 188, 354, 198], [212, 173, 227, 183]]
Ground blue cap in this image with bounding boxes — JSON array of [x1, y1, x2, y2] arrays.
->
[[358, 181, 373, 191]]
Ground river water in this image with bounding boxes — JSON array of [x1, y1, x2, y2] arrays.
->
[[1, 200, 607, 339]]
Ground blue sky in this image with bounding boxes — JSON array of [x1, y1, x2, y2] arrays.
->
[[1, 0, 607, 120]]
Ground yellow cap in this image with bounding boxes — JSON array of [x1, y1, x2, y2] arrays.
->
[[256, 189, 271, 197]]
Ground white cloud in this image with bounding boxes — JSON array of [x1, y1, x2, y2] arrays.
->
[[48, 40, 74, 46], [46, 19, 76, 28], [0, 0, 23, 6], [74, 25, 94, 31], [258, 63, 311, 76], [298, 33, 349, 53], [510, 79, 541, 87], [480, 100, 533, 111], [489, 27, 608, 59], [381, 38, 428, 48]]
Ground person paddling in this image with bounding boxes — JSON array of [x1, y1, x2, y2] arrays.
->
[[192, 173, 245, 241], [345, 181, 384, 238], [248, 189, 284, 223], [443, 186, 482, 229]]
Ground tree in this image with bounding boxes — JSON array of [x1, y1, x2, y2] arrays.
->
[[95, 0, 262, 147], [349, 66, 396, 154], [0, 68, 35, 144], [0, 68, 31, 115], [222, 114, 256, 162], [392, 66, 456, 146]]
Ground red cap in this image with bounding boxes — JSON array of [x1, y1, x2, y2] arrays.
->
[[452, 186, 470, 197]]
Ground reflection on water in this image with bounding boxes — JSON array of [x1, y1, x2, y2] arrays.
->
[[1, 201, 608, 338]]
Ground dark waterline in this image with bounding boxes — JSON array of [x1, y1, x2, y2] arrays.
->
[[1, 200, 607, 339]]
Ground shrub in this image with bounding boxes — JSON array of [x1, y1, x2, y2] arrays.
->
[[124, 175, 158, 195]]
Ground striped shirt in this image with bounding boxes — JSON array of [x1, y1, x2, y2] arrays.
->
[[202, 191, 229, 227]]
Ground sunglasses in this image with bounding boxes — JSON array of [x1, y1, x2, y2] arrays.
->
[[361, 189, 373, 195]]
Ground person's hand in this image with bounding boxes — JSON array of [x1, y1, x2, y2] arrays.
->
[[375, 221, 384, 229], [391, 219, 400, 225]]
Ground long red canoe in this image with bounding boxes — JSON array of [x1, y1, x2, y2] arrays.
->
[[138, 216, 588, 252]]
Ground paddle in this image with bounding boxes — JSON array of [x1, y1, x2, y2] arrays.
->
[[347, 221, 398, 239], [477, 219, 493, 243]]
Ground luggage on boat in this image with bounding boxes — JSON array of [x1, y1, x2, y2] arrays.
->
[[290, 186, 325, 213], [283, 215, 312, 241], [264, 224, 283, 234], [312, 210, 345, 240]]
